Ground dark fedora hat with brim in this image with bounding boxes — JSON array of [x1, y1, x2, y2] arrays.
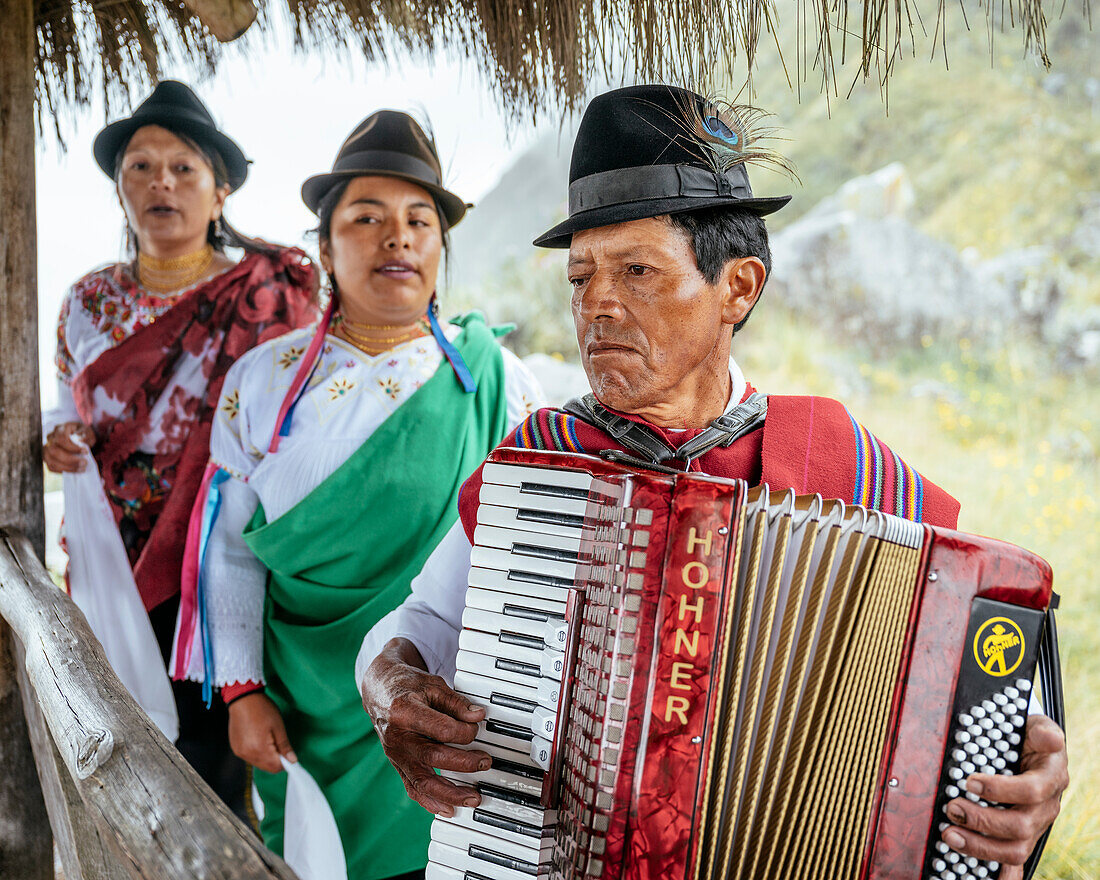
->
[[92, 80, 249, 191], [301, 110, 469, 230], [534, 85, 792, 248]]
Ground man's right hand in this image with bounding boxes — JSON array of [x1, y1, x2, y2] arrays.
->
[[228, 691, 297, 774], [42, 422, 95, 473], [361, 637, 490, 816]]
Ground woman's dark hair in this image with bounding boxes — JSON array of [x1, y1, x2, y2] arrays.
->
[[112, 126, 278, 258], [666, 206, 773, 334], [312, 177, 451, 293]]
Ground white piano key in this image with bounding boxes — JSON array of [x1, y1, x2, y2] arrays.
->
[[444, 763, 543, 799], [471, 545, 579, 583], [462, 607, 561, 646], [433, 816, 553, 864], [476, 718, 536, 753], [473, 735, 542, 771], [475, 523, 584, 556], [462, 787, 556, 827], [457, 649, 552, 688], [439, 812, 553, 860], [531, 705, 557, 738], [477, 501, 585, 539], [479, 483, 589, 518], [425, 862, 464, 880], [482, 461, 595, 491], [428, 840, 544, 880], [465, 586, 568, 619], [456, 670, 560, 715], [530, 735, 553, 771], [460, 630, 548, 669], [467, 566, 573, 600]]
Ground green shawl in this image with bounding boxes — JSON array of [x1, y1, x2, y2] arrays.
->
[[244, 315, 511, 879]]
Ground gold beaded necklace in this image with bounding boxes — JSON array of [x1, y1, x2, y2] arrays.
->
[[334, 313, 430, 356], [137, 245, 216, 294]]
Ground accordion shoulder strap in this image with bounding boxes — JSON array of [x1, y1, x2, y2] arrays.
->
[[562, 392, 769, 469]]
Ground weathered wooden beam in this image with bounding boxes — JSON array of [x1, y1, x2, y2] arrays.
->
[[0, 0, 52, 871], [178, 0, 258, 42], [0, 529, 300, 880], [14, 636, 135, 880]]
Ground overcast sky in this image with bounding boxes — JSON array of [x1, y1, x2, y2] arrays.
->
[[35, 39, 564, 407]]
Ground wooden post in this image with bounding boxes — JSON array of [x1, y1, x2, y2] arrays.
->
[[0, 0, 44, 557], [0, 0, 52, 872]]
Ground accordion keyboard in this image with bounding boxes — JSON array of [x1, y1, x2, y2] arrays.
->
[[428, 462, 619, 880]]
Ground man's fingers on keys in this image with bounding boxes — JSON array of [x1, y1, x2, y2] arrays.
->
[[423, 741, 491, 774], [941, 818, 1036, 868], [423, 675, 486, 725], [403, 767, 480, 816], [945, 795, 1051, 851]]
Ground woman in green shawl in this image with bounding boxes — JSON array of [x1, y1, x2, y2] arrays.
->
[[171, 111, 543, 879]]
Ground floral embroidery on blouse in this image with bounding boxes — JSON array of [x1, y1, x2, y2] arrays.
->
[[55, 295, 76, 379], [278, 346, 306, 369], [378, 377, 402, 399], [329, 378, 355, 400], [221, 389, 241, 419], [56, 267, 181, 383]]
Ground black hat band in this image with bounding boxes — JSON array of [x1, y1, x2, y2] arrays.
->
[[332, 149, 441, 186], [568, 164, 753, 214]]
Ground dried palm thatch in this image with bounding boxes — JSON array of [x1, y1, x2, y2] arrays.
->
[[34, 0, 1076, 127]]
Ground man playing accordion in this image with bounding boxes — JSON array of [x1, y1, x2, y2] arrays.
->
[[357, 85, 1067, 878]]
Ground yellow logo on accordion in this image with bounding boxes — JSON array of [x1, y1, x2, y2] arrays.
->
[[973, 617, 1025, 677]]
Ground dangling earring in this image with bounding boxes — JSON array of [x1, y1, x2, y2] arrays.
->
[[214, 217, 224, 240], [323, 274, 338, 310]]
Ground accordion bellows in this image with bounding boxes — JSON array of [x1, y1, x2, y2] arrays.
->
[[427, 449, 1057, 880]]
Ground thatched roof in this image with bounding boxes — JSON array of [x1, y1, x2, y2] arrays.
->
[[36, 0, 1068, 124]]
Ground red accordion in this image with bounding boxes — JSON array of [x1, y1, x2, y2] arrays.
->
[[427, 449, 1061, 880]]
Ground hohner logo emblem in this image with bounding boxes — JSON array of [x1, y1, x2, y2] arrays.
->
[[973, 617, 1025, 677], [665, 526, 713, 726]]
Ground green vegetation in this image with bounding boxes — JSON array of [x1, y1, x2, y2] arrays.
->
[[746, 14, 1100, 312], [737, 300, 1098, 878]]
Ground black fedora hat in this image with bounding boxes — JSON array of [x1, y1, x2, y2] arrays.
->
[[92, 80, 249, 191], [534, 85, 792, 248], [301, 111, 469, 230]]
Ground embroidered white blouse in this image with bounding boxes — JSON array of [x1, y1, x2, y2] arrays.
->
[[198, 321, 545, 689], [42, 266, 192, 437]]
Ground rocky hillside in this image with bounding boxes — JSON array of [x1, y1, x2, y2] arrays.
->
[[446, 14, 1099, 367]]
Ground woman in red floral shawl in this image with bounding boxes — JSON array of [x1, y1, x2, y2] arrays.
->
[[41, 80, 317, 816]]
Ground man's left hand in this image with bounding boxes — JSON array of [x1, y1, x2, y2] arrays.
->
[[941, 714, 1068, 879]]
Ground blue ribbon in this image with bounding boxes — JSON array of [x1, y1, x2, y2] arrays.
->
[[197, 468, 230, 707], [428, 306, 477, 394], [278, 355, 323, 439]]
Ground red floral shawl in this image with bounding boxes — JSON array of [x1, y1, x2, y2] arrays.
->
[[71, 247, 318, 610]]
